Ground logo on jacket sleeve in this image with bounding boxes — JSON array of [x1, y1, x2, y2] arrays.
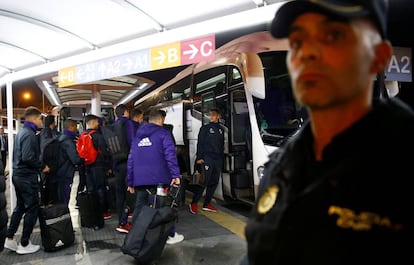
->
[[138, 137, 152, 147]]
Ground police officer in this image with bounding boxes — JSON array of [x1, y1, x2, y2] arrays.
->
[[242, 0, 412, 264], [189, 108, 224, 214]]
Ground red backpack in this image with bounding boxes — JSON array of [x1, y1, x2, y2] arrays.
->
[[76, 130, 99, 166]]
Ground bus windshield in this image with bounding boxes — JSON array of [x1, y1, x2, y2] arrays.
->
[[254, 51, 308, 147]]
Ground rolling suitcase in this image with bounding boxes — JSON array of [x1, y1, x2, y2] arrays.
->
[[38, 203, 75, 252], [77, 191, 104, 230], [121, 185, 181, 265]]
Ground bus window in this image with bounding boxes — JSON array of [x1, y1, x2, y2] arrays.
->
[[194, 66, 227, 95], [168, 76, 191, 101], [255, 51, 307, 146], [193, 66, 228, 125], [231, 90, 249, 145], [229, 67, 242, 87]]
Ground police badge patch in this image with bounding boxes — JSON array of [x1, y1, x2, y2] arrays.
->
[[257, 185, 279, 214]]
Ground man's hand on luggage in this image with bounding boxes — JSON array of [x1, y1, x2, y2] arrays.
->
[[170, 177, 180, 187], [42, 165, 50, 173], [127, 186, 135, 194]]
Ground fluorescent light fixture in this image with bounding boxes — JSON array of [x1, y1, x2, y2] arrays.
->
[[42, 81, 61, 106], [117, 83, 149, 105]]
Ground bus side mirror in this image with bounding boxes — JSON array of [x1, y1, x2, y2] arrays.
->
[[243, 53, 265, 99]]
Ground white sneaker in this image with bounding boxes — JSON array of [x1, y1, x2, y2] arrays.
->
[[166, 232, 184, 245], [4, 238, 18, 251], [16, 241, 40, 254]]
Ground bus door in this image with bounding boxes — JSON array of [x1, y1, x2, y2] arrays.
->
[[228, 88, 254, 203]]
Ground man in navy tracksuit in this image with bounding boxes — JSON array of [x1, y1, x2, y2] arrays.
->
[[112, 104, 137, 233], [56, 119, 82, 205], [4, 107, 49, 254], [83, 114, 112, 220], [189, 108, 224, 214]]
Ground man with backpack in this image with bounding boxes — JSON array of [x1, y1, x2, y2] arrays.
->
[[56, 119, 83, 205], [109, 104, 139, 233], [78, 114, 112, 220], [39, 114, 61, 204]]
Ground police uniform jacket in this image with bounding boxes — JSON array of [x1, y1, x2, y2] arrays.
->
[[244, 98, 414, 265]]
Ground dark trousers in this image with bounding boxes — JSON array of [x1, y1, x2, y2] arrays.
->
[[57, 181, 72, 206], [114, 161, 128, 225], [191, 156, 223, 206], [43, 177, 59, 205], [76, 165, 86, 204], [1, 150, 6, 170], [86, 166, 108, 214], [131, 186, 152, 225], [6, 175, 39, 246], [131, 185, 175, 237]]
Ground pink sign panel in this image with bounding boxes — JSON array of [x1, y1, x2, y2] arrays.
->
[[181, 35, 215, 65]]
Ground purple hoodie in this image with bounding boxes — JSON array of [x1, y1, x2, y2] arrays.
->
[[127, 122, 180, 187]]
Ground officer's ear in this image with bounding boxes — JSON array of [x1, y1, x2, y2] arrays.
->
[[371, 40, 392, 74]]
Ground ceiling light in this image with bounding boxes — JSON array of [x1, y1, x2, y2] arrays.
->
[[42, 81, 61, 106], [117, 83, 150, 105]]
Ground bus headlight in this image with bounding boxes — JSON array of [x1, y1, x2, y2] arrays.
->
[[257, 165, 265, 180]]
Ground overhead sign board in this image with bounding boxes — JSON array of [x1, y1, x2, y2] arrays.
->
[[385, 46, 412, 82], [58, 35, 215, 87]]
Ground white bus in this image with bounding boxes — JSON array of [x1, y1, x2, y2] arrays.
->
[[134, 31, 307, 205]]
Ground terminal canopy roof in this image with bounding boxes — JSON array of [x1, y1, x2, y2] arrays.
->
[[0, 0, 287, 105]]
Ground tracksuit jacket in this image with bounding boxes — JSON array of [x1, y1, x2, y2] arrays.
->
[[56, 130, 82, 184], [13, 121, 43, 177], [127, 123, 180, 187]]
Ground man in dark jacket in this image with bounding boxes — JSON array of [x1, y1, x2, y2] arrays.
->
[[127, 109, 183, 245], [83, 114, 112, 220], [112, 104, 137, 233], [189, 108, 224, 214], [0, 160, 7, 252], [39, 114, 59, 147], [56, 119, 82, 205], [39, 114, 60, 204], [4, 107, 49, 254], [0, 126, 8, 171]]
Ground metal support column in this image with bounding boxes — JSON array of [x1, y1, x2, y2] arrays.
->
[[91, 85, 101, 116], [6, 79, 16, 212]]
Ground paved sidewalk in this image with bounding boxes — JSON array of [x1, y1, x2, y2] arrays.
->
[[1, 172, 248, 265]]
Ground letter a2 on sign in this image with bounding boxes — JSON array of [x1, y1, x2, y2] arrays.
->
[[181, 35, 215, 65]]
